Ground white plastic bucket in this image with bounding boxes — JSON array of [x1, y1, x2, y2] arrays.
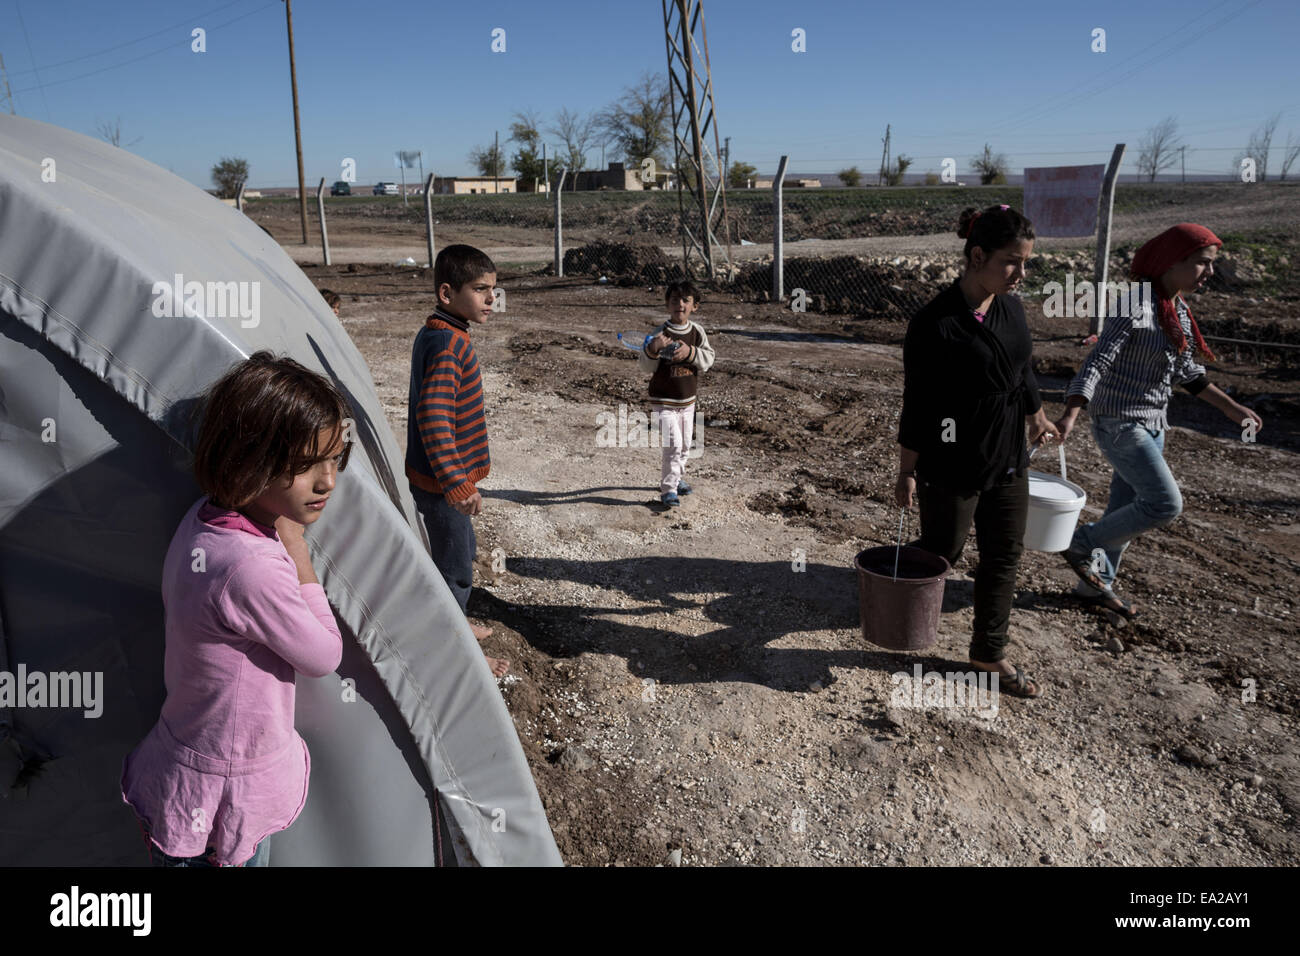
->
[[1024, 444, 1087, 553]]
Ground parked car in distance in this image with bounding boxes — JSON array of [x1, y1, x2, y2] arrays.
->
[[330, 181, 351, 196], [373, 182, 399, 196]]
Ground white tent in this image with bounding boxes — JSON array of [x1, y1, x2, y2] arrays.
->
[[0, 114, 561, 866]]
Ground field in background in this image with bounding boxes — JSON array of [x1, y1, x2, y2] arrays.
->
[[252, 181, 1300, 264], [252, 182, 1300, 344]]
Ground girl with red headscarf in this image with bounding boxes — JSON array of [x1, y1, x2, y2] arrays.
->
[[1054, 224, 1263, 617]]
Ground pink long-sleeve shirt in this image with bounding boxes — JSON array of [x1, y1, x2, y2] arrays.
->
[[121, 497, 342, 865]]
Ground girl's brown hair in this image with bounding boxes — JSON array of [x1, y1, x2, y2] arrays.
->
[[193, 351, 352, 508]]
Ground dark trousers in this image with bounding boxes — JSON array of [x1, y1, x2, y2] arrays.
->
[[912, 471, 1028, 663], [411, 484, 476, 613]]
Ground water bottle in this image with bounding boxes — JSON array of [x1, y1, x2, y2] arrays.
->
[[617, 331, 679, 358]]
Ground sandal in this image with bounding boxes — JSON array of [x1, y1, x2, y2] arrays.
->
[[997, 665, 1042, 699], [971, 663, 1042, 699], [1073, 590, 1139, 620], [1063, 548, 1111, 595]]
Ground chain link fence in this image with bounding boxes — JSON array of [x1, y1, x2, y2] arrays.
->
[[541, 181, 1300, 352], [286, 178, 1300, 351]]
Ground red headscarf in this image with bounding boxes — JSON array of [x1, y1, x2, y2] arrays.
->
[[1129, 223, 1220, 363]]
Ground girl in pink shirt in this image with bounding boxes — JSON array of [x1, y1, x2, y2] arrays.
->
[[121, 351, 350, 867]]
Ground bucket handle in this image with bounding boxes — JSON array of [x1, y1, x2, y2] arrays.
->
[[893, 507, 905, 581], [1029, 441, 1068, 482]]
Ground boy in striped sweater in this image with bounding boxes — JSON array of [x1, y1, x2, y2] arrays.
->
[[405, 244, 507, 677], [637, 280, 716, 506]]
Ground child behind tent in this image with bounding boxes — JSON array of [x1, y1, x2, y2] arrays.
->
[[319, 288, 342, 317], [120, 352, 349, 867]]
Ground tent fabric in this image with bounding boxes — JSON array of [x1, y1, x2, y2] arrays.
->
[[0, 114, 561, 866]]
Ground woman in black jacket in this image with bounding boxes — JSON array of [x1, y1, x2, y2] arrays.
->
[[895, 204, 1058, 698]]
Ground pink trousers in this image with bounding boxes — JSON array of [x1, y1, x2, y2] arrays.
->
[[653, 404, 695, 494]]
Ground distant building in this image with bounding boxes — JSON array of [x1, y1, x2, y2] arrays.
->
[[573, 162, 670, 191], [752, 177, 822, 189], [432, 176, 516, 194]]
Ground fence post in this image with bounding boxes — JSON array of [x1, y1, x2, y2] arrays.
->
[[315, 177, 331, 267], [235, 181, 245, 213], [1092, 143, 1126, 337], [554, 167, 568, 277], [772, 155, 789, 303], [424, 173, 435, 268]]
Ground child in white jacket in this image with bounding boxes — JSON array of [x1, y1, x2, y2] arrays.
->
[[637, 280, 716, 506]]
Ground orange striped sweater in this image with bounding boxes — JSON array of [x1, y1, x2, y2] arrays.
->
[[405, 309, 490, 502]]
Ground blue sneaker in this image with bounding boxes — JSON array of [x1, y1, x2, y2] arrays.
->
[[660, 492, 680, 507], [676, 482, 692, 496]]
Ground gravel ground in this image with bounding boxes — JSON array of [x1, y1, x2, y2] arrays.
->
[[283, 241, 1299, 866]]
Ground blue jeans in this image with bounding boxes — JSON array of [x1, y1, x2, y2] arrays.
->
[[1068, 415, 1183, 593], [410, 484, 476, 613], [141, 821, 269, 867]]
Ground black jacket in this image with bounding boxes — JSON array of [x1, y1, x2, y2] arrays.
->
[[898, 280, 1042, 492]]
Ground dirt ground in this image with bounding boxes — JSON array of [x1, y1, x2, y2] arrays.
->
[[265, 201, 1299, 866]]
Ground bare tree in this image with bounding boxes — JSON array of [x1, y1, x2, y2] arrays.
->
[[1136, 116, 1181, 182], [971, 143, 1009, 185], [507, 109, 547, 189], [211, 157, 249, 199], [595, 72, 673, 172], [1246, 113, 1281, 181], [885, 155, 913, 186], [510, 108, 545, 145], [1281, 132, 1300, 181], [467, 143, 506, 178], [549, 107, 599, 188], [95, 116, 142, 148]]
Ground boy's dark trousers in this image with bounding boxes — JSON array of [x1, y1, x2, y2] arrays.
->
[[911, 472, 1028, 663], [410, 484, 476, 612]]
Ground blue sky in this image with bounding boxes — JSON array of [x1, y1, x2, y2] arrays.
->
[[3, 0, 1297, 187]]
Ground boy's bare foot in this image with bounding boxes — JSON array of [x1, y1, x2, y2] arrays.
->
[[470, 622, 494, 642], [485, 654, 510, 678]]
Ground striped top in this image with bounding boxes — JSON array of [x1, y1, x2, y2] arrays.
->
[[405, 308, 490, 501], [1066, 287, 1209, 430], [635, 319, 716, 408]]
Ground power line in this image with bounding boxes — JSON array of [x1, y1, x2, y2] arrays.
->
[[6, 0, 250, 78], [901, 109, 1300, 143], [744, 145, 1264, 167], [980, 0, 1249, 138], [989, 0, 1267, 140], [9, 2, 278, 97], [14, 1, 50, 120]]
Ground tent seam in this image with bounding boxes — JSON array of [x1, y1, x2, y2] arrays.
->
[[0, 272, 176, 409], [306, 543, 496, 856]]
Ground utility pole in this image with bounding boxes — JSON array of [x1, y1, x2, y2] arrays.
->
[[0, 54, 16, 115], [1180, 145, 1186, 184], [542, 143, 547, 194], [283, 0, 308, 244], [879, 123, 891, 186], [662, 0, 731, 277], [494, 130, 499, 194]]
